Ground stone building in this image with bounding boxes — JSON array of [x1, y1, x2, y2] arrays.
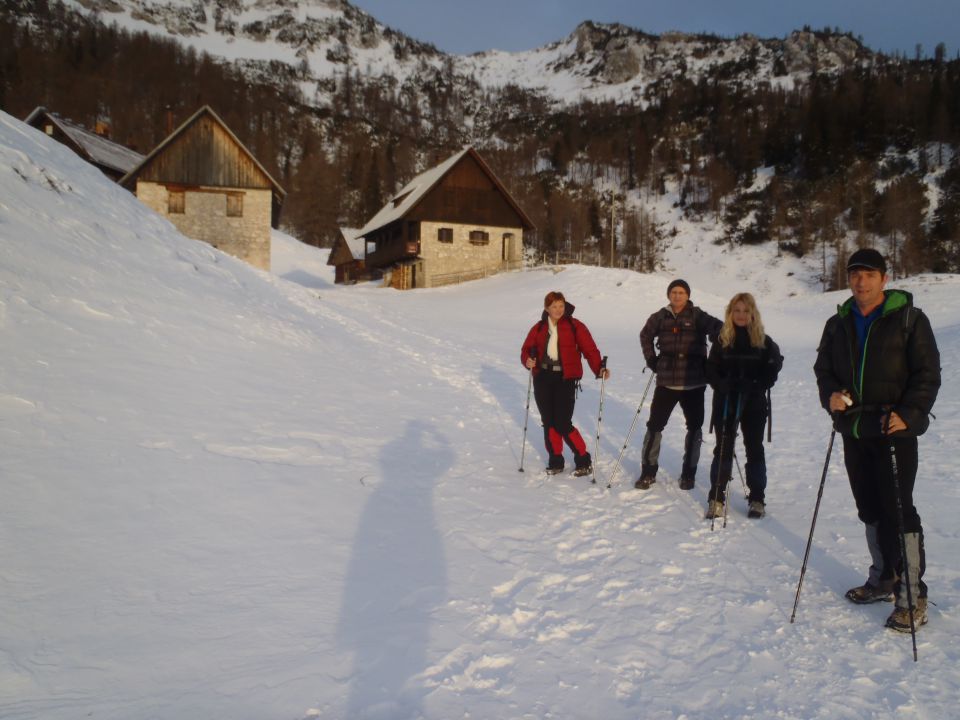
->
[[24, 107, 144, 182], [359, 147, 533, 289], [120, 106, 285, 271]]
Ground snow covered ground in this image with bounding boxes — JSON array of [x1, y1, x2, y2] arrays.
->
[[2, 109, 959, 719]]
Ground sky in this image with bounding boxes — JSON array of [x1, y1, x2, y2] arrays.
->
[[4, 107, 960, 719], [351, 0, 957, 58]]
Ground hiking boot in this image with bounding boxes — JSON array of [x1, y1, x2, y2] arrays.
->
[[885, 598, 928, 632], [678, 475, 695, 490], [704, 500, 724, 519], [545, 466, 564, 476], [634, 474, 656, 490], [572, 466, 592, 477], [747, 500, 765, 518], [845, 580, 895, 605]]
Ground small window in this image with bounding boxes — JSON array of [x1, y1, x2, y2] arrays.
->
[[168, 190, 185, 214], [226, 193, 243, 217], [44, 123, 54, 136], [438, 227, 453, 243], [469, 230, 490, 245]]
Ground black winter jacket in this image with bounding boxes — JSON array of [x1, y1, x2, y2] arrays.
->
[[814, 290, 940, 439], [706, 327, 783, 428], [640, 302, 722, 388]]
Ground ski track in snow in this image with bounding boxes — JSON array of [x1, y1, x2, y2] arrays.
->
[[291, 276, 956, 717], [266, 261, 960, 719]]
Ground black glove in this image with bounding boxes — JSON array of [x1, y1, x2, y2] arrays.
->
[[646, 356, 658, 372]]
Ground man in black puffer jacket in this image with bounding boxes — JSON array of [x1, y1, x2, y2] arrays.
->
[[814, 248, 941, 633], [637, 279, 722, 490]]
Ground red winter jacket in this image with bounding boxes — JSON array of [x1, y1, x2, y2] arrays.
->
[[520, 302, 604, 380]]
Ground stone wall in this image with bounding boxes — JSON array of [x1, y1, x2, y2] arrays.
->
[[419, 221, 522, 288], [136, 182, 272, 271]]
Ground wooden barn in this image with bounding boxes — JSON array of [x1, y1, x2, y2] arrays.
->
[[358, 147, 533, 290], [120, 106, 285, 271], [327, 227, 376, 284], [25, 107, 144, 182]]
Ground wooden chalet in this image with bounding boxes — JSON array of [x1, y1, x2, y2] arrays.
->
[[120, 106, 285, 271], [25, 107, 144, 182], [358, 147, 533, 290], [327, 227, 377, 284]]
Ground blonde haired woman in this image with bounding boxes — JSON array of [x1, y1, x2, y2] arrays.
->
[[704, 293, 783, 519]]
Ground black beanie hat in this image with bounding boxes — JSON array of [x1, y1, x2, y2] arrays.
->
[[667, 279, 691, 297]]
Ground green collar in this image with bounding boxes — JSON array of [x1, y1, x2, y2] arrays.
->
[[837, 289, 910, 319]]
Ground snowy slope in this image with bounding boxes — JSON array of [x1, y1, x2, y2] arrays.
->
[[2, 109, 960, 720]]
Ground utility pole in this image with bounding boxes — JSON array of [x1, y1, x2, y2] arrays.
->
[[609, 194, 616, 267]]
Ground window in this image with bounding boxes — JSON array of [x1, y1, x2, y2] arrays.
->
[[469, 230, 490, 245], [226, 193, 243, 218], [438, 227, 453, 243], [168, 190, 185, 214]]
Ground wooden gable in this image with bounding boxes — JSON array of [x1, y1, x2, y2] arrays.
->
[[407, 152, 529, 229], [121, 106, 285, 226], [328, 235, 360, 266], [129, 113, 273, 190]]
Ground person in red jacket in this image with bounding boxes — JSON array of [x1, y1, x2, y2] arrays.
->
[[520, 291, 610, 476]]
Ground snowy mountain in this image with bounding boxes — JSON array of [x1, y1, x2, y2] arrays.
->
[[3, 107, 960, 719], [55, 0, 875, 107]]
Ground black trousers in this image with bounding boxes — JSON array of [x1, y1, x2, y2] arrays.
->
[[842, 434, 925, 592], [709, 396, 767, 503], [533, 370, 589, 468], [646, 385, 706, 433]]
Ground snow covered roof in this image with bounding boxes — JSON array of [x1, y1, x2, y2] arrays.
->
[[24, 107, 144, 176], [357, 147, 533, 237], [339, 227, 365, 260]]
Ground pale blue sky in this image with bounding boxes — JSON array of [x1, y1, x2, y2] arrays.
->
[[351, 0, 956, 58]]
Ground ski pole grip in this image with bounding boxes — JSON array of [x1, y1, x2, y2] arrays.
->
[[598, 355, 608, 378]]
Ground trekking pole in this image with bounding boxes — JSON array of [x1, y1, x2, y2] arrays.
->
[[720, 393, 745, 529], [710, 391, 742, 531], [790, 407, 844, 623], [885, 410, 919, 661], [518, 350, 537, 472], [733, 452, 748, 499], [710, 395, 730, 532], [606, 369, 655, 488], [767, 387, 773, 443], [591, 356, 608, 485]]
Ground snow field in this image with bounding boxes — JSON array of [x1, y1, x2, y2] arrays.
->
[[2, 110, 960, 719]]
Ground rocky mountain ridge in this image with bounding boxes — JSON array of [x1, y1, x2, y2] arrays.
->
[[61, 0, 877, 107]]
